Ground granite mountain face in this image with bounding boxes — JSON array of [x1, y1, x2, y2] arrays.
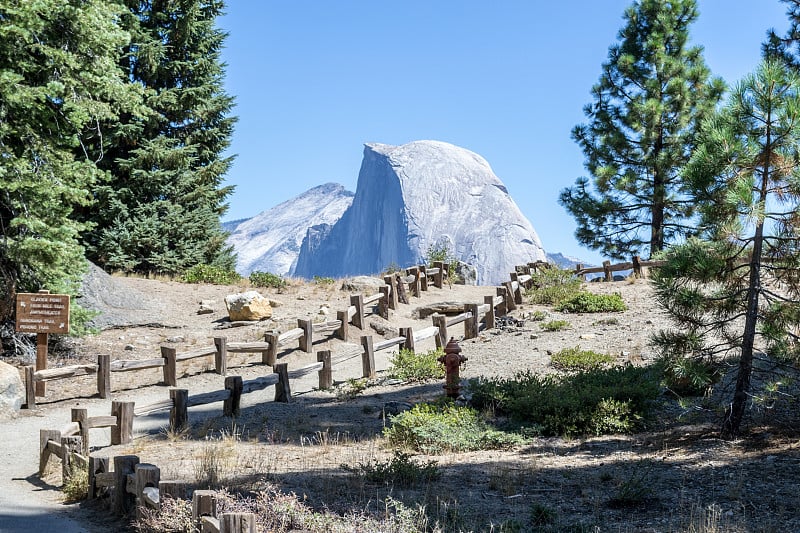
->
[[227, 140, 548, 285], [225, 183, 354, 276]]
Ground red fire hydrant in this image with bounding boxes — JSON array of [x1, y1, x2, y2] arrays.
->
[[438, 337, 467, 398]]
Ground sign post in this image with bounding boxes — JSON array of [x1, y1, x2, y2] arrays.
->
[[15, 290, 70, 396]]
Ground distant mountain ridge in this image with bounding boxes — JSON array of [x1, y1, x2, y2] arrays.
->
[[225, 141, 589, 284]]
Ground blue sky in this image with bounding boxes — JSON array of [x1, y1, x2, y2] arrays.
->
[[218, 1, 789, 266]]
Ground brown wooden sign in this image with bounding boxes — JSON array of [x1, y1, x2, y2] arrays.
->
[[15, 292, 70, 334]]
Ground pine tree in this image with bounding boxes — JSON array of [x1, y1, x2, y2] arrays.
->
[[81, 0, 237, 275], [763, 0, 800, 68], [652, 61, 800, 438], [560, 0, 724, 259], [0, 0, 137, 321]]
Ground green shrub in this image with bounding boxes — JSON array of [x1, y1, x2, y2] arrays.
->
[[551, 346, 613, 371], [541, 319, 570, 331], [384, 402, 525, 454], [525, 267, 583, 305], [313, 275, 335, 286], [342, 450, 440, 487], [388, 348, 445, 382], [555, 292, 627, 313], [468, 365, 661, 437], [182, 264, 241, 285], [249, 271, 286, 289], [657, 355, 720, 397], [529, 310, 547, 321]]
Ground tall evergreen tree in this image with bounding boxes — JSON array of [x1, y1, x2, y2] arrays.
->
[[560, 0, 724, 259], [652, 61, 800, 438], [763, 0, 800, 68], [81, 0, 237, 274], [0, 0, 137, 321]]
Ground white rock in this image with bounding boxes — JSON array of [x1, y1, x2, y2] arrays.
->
[[293, 140, 546, 285], [0, 361, 23, 418], [225, 291, 273, 321]]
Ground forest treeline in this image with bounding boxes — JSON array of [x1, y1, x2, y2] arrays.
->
[[0, 0, 234, 322]]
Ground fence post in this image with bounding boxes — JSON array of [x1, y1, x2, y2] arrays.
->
[[350, 294, 365, 330], [317, 350, 332, 390], [161, 346, 177, 387], [503, 282, 517, 311], [603, 260, 613, 282], [419, 265, 428, 291], [192, 490, 217, 525], [378, 286, 390, 319], [170, 389, 189, 432], [224, 376, 243, 417], [399, 327, 415, 353], [335, 311, 348, 342], [383, 275, 397, 309], [465, 304, 479, 339], [220, 513, 257, 533], [113, 455, 140, 516], [483, 295, 496, 330], [97, 354, 111, 399], [111, 401, 134, 445], [274, 363, 290, 403], [264, 332, 279, 366], [575, 263, 585, 281], [214, 337, 227, 375], [432, 261, 444, 288], [88, 456, 109, 499], [158, 480, 187, 502], [135, 463, 160, 517], [361, 335, 375, 379], [298, 319, 313, 353], [39, 429, 60, 476], [72, 408, 89, 455], [24, 365, 35, 408], [61, 436, 82, 486], [432, 315, 448, 349], [632, 255, 642, 278], [408, 267, 421, 297], [495, 287, 507, 317], [394, 273, 409, 304]]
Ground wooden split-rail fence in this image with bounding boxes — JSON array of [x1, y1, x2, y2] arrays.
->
[[23, 258, 650, 407]]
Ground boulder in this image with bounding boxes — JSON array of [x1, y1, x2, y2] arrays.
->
[[0, 361, 24, 418], [340, 275, 385, 294], [224, 291, 273, 321], [452, 261, 478, 285]]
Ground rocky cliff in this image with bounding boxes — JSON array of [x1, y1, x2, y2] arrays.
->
[[293, 141, 546, 284], [226, 183, 354, 276]]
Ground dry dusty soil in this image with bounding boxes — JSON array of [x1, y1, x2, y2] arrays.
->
[[2, 275, 800, 532]]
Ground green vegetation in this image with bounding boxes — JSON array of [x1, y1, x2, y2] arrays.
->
[[312, 275, 335, 286], [181, 264, 241, 285], [560, 0, 724, 259], [529, 310, 548, 321], [555, 292, 627, 313], [525, 267, 583, 305], [654, 61, 800, 437], [388, 348, 445, 382], [540, 320, 571, 332], [249, 271, 286, 289], [342, 450, 440, 487], [468, 365, 661, 437], [551, 347, 614, 371], [384, 402, 525, 454]]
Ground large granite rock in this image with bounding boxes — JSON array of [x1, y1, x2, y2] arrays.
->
[[226, 183, 354, 276], [293, 141, 546, 285], [0, 361, 23, 419], [77, 262, 165, 329], [224, 291, 273, 321]]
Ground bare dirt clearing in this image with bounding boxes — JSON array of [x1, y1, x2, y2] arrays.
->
[[9, 276, 800, 532]]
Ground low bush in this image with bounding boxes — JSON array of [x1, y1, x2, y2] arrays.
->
[[657, 355, 721, 397], [342, 450, 440, 487], [551, 346, 614, 371], [312, 275, 335, 286], [555, 291, 627, 313], [541, 319, 571, 331], [384, 402, 525, 454], [388, 348, 445, 382], [528, 310, 548, 321], [525, 267, 583, 305], [249, 271, 286, 289], [181, 264, 241, 285], [468, 365, 661, 437]]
